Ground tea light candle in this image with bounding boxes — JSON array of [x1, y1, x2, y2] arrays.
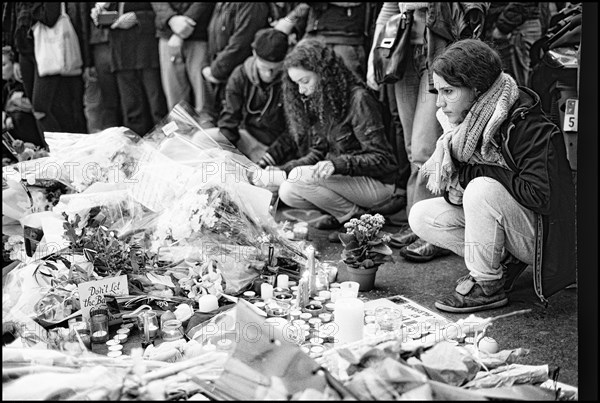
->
[[121, 322, 135, 329], [274, 293, 293, 302], [300, 312, 312, 321], [329, 282, 341, 289], [277, 274, 289, 289], [115, 333, 128, 344], [318, 313, 332, 323], [292, 319, 306, 327], [334, 298, 364, 345], [303, 303, 323, 317], [117, 328, 130, 336], [318, 290, 331, 300], [108, 344, 123, 352], [107, 351, 122, 358], [148, 324, 159, 339], [261, 283, 274, 300], [290, 309, 302, 321], [313, 296, 327, 305], [309, 337, 324, 345], [106, 339, 119, 348], [290, 285, 299, 292], [243, 291, 256, 298], [288, 281, 297, 287], [254, 301, 266, 309], [308, 317, 322, 328], [308, 344, 325, 356], [325, 303, 336, 312]]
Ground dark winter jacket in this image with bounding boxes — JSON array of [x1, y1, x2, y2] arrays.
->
[[207, 2, 269, 82], [219, 56, 298, 165], [31, 2, 91, 67], [151, 2, 214, 41], [457, 87, 576, 303], [489, 2, 543, 35], [280, 86, 399, 185], [425, 2, 488, 93], [3, 2, 35, 57], [104, 2, 160, 71]]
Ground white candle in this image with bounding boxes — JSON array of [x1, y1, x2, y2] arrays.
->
[[334, 298, 364, 345], [277, 274, 289, 289], [198, 294, 219, 313], [261, 283, 274, 300], [306, 246, 316, 296]]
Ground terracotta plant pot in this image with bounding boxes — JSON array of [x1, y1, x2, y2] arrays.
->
[[345, 265, 379, 291]]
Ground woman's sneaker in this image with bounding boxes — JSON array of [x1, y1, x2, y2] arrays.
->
[[435, 275, 508, 313]]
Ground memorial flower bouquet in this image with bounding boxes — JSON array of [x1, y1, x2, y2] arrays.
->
[[338, 213, 393, 269]]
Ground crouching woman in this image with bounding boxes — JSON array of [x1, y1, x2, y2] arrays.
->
[[409, 39, 576, 313]]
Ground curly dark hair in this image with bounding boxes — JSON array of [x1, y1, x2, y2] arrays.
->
[[431, 39, 502, 94], [282, 38, 363, 145]]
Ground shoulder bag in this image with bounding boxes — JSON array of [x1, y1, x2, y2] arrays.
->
[[373, 10, 414, 85], [33, 2, 83, 77]]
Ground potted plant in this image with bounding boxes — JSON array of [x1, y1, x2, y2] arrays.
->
[[338, 213, 393, 291]]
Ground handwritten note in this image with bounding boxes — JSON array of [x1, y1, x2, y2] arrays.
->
[[78, 275, 128, 320]]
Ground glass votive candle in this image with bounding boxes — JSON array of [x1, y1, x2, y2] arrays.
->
[[303, 302, 323, 317], [70, 320, 91, 350], [161, 319, 185, 342], [274, 293, 294, 303], [90, 307, 109, 344], [375, 307, 403, 334], [138, 310, 159, 342], [265, 301, 291, 318]]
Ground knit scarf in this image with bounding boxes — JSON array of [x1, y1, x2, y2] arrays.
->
[[421, 72, 520, 194]]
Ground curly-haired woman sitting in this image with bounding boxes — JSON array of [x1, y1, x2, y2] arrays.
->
[[275, 38, 400, 235]]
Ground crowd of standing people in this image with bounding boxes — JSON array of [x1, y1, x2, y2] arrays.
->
[[2, 2, 578, 313]]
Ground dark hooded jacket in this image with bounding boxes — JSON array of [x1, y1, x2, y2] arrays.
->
[[218, 56, 298, 165], [457, 87, 576, 303], [280, 86, 399, 185]]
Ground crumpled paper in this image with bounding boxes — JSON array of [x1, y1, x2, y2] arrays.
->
[[409, 341, 480, 386]]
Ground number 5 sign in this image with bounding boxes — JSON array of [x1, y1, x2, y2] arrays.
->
[[563, 98, 578, 132]]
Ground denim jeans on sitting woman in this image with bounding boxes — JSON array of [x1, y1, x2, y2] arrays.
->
[[408, 176, 536, 282]]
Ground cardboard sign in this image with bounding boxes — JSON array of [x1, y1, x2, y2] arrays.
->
[[78, 275, 128, 320]]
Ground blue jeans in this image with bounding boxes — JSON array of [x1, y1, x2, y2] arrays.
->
[[158, 38, 209, 111], [409, 177, 536, 282], [279, 166, 395, 222], [393, 44, 442, 216]]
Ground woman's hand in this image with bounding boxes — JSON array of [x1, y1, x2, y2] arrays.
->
[[111, 12, 138, 30], [167, 34, 184, 63], [168, 15, 196, 39], [311, 161, 335, 180]]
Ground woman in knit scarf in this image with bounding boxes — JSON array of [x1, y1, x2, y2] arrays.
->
[[409, 39, 576, 313]]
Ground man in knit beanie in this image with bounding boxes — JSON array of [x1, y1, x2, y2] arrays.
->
[[204, 28, 297, 167]]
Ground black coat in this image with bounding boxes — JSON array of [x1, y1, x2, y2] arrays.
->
[[458, 87, 576, 302], [218, 56, 297, 165], [151, 2, 215, 41], [207, 2, 269, 82]]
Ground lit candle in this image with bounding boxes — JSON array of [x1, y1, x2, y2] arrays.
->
[[91, 330, 108, 343], [318, 290, 331, 301], [334, 298, 364, 345], [148, 324, 159, 339], [277, 274, 289, 289], [306, 246, 316, 296], [296, 272, 309, 309], [261, 283, 274, 300]]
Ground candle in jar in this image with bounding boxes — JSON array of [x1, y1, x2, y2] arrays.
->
[[91, 330, 108, 342], [277, 274, 289, 289], [261, 283, 274, 300], [334, 298, 364, 345], [148, 324, 159, 339], [318, 290, 331, 301]]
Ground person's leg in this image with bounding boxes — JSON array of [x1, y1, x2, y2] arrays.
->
[[92, 43, 122, 129], [461, 176, 536, 281], [141, 67, 168, 128], [158, 37, 192, 111], [32, 74, 62, 133], [279, 165, 395, 223], [409, 197, 466, 257], [510, 19, 543, 87], [116, 69, 149, 136], [404, 46, 442, 215], [66, 75, 87, 133], [433, 176, 537, 313], [19, 53, 36, 102], [184, 40, 209, 112]]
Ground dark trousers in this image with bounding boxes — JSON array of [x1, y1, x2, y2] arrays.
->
[[383, 83, 410, 191], [32, 74, 87, 134], [116, 68, 167, 137], [84, 43, 122, 132], [18, 52, 36, 100]]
